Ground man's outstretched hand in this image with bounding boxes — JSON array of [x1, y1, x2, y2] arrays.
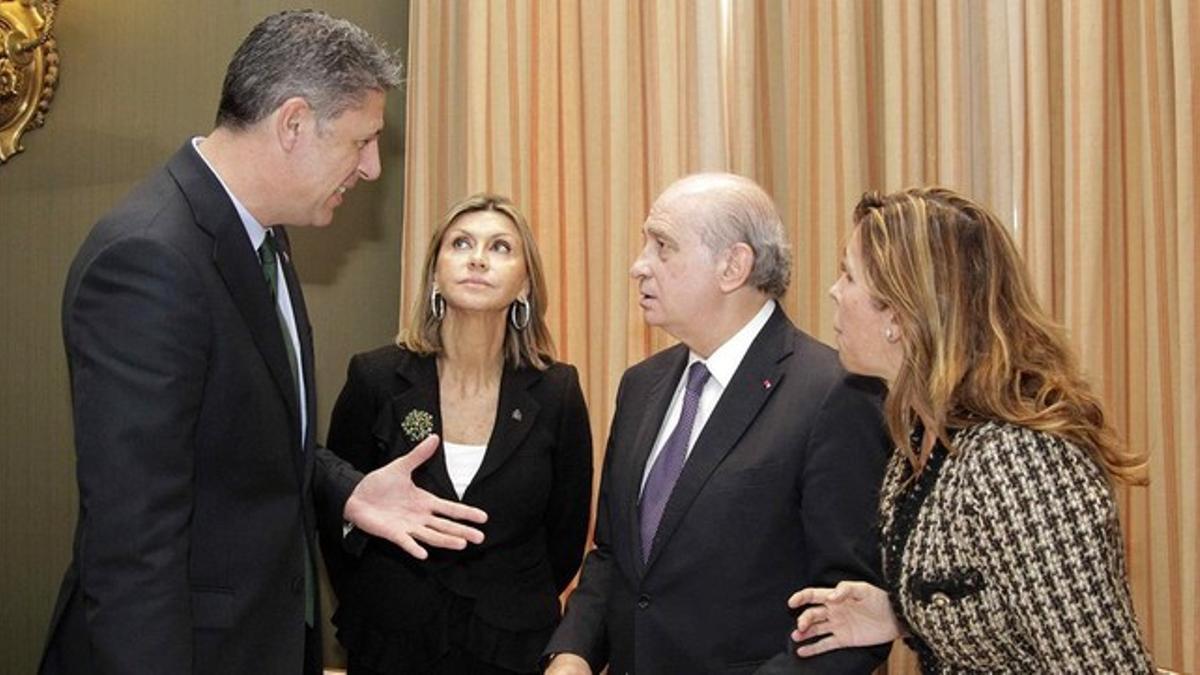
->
[[343, 434, 488, 559]]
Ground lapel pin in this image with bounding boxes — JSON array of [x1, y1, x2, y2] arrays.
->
[[512, 409, 523, 421], [762, 379, 773, 390]]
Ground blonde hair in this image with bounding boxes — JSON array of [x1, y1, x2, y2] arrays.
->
[[399, 193, 556, 370], [853, 187, 1146, 484]]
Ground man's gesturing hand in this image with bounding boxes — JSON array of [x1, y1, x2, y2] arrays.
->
[[343, 433, 488, 559]]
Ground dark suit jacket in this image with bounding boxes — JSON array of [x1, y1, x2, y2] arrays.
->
[[40, 141, 361, 675], [318, 346, 593, 672], [544, 307, 891, 675]]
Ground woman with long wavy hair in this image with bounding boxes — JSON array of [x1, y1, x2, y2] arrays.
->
[[787, 187, 1153, 672]]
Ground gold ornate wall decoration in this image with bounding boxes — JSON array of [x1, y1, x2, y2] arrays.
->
[[0, 0, 59, 164]]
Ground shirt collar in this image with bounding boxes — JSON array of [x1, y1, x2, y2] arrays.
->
[[687, 299, 776, 388], [191, 136, 270, 250]]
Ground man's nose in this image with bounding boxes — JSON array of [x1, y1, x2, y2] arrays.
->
[[629, 251, 649, 278], [358, 141, 382, 181]]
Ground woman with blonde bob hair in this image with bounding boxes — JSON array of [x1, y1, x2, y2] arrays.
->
[[320, 194, 593, 674], [787, 187, 1153, 672]]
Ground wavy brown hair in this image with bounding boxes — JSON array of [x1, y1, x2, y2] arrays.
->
[[399, 193, 556, 370], [853, 187, 1146, 484]]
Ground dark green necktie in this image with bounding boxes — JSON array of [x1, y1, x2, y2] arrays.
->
[[257, 230, 315, 627], [258, 232, 301, 397]]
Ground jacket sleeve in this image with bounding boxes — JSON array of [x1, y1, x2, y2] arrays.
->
[[969, 430, 1154, 671], [542, 374, 628, 672], [544, 365, 594, 593], [64, 237, 210, 674], [759, 375, 892, 675], [316, 354, 379, 599]]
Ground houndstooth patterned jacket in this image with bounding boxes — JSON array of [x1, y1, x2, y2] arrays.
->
[[879, 421, 1154, 673]]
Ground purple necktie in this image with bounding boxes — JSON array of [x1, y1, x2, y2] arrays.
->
[[640, 361, 710, 562]]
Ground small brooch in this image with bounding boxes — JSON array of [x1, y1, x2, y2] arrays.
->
[[401, 409, 434, 443]]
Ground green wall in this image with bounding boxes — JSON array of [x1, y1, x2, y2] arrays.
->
[[0, 2, 409, 670]]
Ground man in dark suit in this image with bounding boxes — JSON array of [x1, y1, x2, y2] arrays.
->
[[543, 174, 891, 675], [40, 11, 486, 675]]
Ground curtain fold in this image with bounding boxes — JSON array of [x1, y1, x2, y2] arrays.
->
[[402, 2, 1198, 670]]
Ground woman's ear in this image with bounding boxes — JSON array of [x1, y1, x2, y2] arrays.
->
[[884, 312, 902, 343]]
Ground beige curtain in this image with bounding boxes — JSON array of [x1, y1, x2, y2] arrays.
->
[[402, 1, 1198, 671]]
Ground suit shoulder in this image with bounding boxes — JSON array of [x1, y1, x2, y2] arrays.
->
[[348, 344, 409, 383], [97, 166, 193, 239], [787, 328, 887, 407], [73, 170, 203, 281], [788, 329, 870, 387], [955, 421, 1108, 488], [537, 360, 580, 386], [623, 343, 687, 381], [788, 329, 840, 373], [65, 195, 207, 307]]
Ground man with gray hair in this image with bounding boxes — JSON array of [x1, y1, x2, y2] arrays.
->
[[40, 11, 485, 675], [544, 173, 890, 674]]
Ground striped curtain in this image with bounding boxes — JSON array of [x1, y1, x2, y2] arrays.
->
[[401, 2, 1199, 671]]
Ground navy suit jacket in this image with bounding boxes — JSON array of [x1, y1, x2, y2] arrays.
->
[[41, 141, 360, 674], [544, 307, 891, 675]]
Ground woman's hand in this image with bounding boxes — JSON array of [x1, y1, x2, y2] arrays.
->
[[788, 580, 903, 657]]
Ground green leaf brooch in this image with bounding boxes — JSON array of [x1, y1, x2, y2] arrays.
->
[[401, 409, 434, 443]]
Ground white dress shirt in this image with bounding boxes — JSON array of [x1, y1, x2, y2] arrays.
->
[[639, 299, 776, 495]]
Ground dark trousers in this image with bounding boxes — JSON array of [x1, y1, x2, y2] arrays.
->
[[305, 625, 324, 675]]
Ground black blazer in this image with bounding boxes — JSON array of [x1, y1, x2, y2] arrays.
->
[[40, 141, 360, 675], [544, 307, 891, 675], [319, 346, 593, 672]]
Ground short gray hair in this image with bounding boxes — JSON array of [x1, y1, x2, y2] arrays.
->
[[216, 10, 403, 129], [661, 173, 792, 298]]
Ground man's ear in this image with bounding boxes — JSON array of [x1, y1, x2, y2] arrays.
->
[[273, 97, 312, 152], [717, 242, 755, 292]]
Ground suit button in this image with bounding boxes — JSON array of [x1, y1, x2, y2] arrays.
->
[[291, 576, 304, 594], [637, 595, 650, 609]]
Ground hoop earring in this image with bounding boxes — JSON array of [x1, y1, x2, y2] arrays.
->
[[430, 286, 446, 321], [509, 296, 531, 331]]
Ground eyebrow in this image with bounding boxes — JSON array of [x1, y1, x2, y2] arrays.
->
[[644, 224, 676, 246], [448, 224, 517, 241]]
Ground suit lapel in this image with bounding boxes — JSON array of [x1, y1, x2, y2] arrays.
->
[[374, 353, 457, 498], [168, 143, 302, 439], [643, 308, 793, 572], [627, 346, 689, 577], [467, 365, 542, 495]]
